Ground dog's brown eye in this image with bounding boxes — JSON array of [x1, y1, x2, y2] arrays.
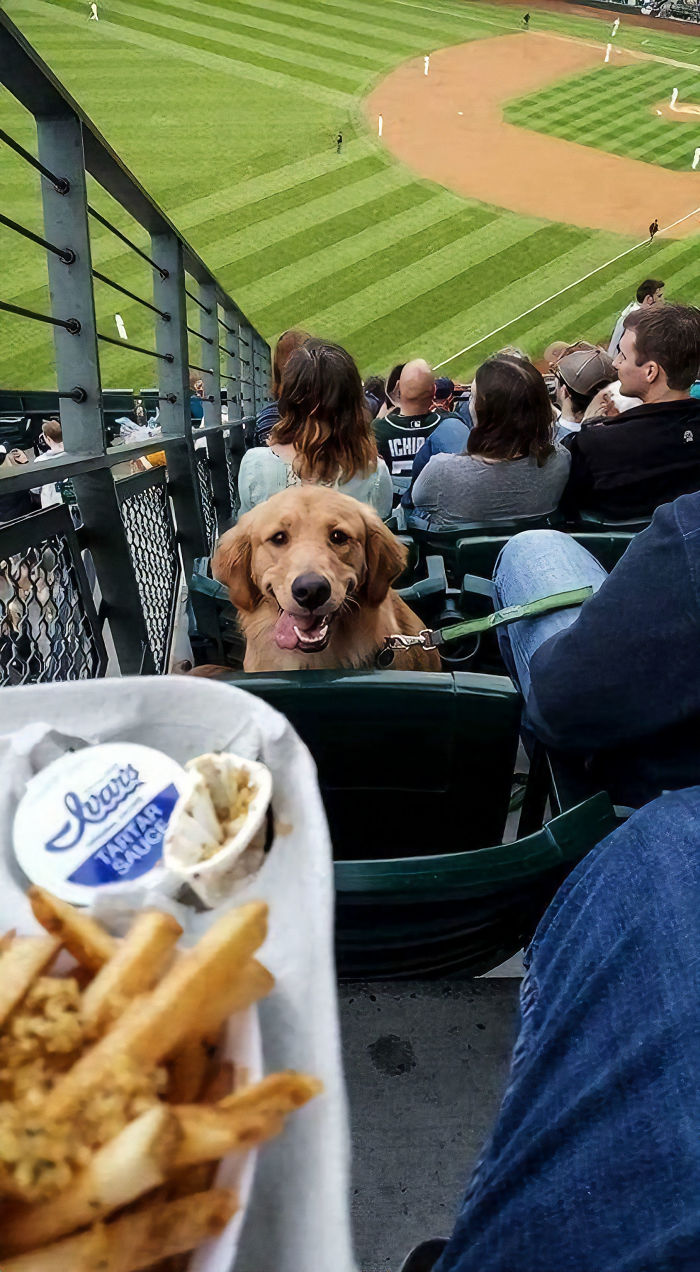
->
[[269, 531, 288, 546], [330, 529, 349, 545]]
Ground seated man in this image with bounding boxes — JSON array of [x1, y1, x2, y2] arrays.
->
[[374, 359, 447, 478], [433, 376, 455, 415], [403, 785, 700, 1272], [607, 275, 664, 357], [563, 303, 700, 520], [491, 490, 700, 808], [552, 342, 615, 437]]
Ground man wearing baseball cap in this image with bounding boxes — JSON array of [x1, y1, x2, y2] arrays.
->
[[554, 342, 616, 437]]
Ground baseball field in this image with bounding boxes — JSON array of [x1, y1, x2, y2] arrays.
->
[[2, 0, 699, 389]]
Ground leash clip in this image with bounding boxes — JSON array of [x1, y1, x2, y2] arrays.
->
[[382, 628, 437, 652]]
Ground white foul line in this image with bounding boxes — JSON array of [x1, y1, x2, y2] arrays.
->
[[434, 204, 700, 370]]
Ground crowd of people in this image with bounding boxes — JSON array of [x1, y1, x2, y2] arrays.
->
[[241, 286, 700, 532]]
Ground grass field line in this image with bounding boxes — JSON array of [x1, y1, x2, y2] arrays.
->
[[435, 203, 700, 368], [19, 0, 352, 105]]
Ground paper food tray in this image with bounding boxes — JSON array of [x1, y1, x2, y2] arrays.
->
[[0, 677, 357, 1272]]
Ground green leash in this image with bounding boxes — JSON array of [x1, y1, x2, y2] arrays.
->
[[378, 585, 593, 666]]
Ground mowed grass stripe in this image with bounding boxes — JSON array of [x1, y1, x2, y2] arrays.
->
[[342, 224, 588, 366], [218, 182, 435, 290], [101, 0, 363, 92], [308, 213, 530, 337], [254, 205, 497, 332], [175, 139, 373, 231], [191, 0, 423, 53], [26, 0, 350, 105], [159, 0, 397, 67], [291, 0, 483, 40], [206, 166, 417, 273], [400, 228, 625, 375], [192, 154, 389, 250], [236, 192, 462, 312]]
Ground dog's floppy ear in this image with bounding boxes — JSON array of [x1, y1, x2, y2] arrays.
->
[[212, 522, 261, 613], [361, 513, 407, 607]]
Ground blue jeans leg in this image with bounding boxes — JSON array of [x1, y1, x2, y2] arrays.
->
[[435, 787, 700, 1272], [493, 531, 607, 700]]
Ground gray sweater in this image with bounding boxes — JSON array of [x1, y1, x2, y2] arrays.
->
[[411, 445, 571, 527]]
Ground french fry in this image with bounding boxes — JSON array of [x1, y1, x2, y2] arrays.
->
[[167, 1036, 212, 1104], [0, 1104, 181, 1254], [29, 887, 117, 972], [173, 1072, 322, 1166], [189, 957, 275, 1043], [82, 910, 183, 1037], [2, 1188, 238, 1272], [0, 935, 60, 1028], [44, 902, 268, 1121]]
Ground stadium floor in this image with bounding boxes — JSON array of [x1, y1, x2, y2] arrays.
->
[[2, 0, 699, 387]]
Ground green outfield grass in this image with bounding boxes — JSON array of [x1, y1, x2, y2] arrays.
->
[[505, 63, 700, 172], [2, 0, 699, 388]]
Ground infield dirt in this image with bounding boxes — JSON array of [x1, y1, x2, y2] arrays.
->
[[367, 33, 700, 238]]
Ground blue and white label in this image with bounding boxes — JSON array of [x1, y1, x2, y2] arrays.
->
[[14, 743, 186, 905]]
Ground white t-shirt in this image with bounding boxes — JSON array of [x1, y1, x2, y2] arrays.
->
[[608, 302, 639, 358]]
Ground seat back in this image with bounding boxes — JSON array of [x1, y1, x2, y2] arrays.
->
[[335, 792, 618, 976], [215, 669, 521, 858], [408, 515, 553, 580]]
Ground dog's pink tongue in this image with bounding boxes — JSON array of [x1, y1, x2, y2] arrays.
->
[[274, 610, 315, 650]]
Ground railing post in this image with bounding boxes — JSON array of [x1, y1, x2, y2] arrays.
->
[[200, 283, 230, 526], [37, 112, 153, 675], [223, 308, 242, 425], [151, 233, 207, 583], [239, 321, 255, 423]]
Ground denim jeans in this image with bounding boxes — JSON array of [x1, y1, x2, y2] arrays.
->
[[492, 530, 607, 700], [435, 787, 700, 1272]]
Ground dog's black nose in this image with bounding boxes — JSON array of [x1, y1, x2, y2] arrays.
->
[[291, 573, 331, 610]]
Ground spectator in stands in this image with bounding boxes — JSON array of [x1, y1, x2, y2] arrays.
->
[[373, 363, 405, 422], [433, 376, 455, 414], [253, 329, 309, 447], [0, 445, 33, 524], [190, 372, 205, 425], [410, 356, 570, 528], [607, 277, 664, 357], [236, 339, 392, 518], [563, 303, 700, 520], [374, 359, 444, 477], [32, 420, 78, 517], [404, 786, 700, 1272], [491, 488, 700, 809], [363, 375, 386, 421], [553, 342, 616, 436], [543, 340, 569, 371]]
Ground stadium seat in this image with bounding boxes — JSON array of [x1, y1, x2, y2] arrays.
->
[[212, 668, 521, 860], [335, 791, 618, 976], [406, 514, 553, 581]]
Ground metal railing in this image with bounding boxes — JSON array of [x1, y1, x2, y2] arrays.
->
[[0, 12, 270, 683]]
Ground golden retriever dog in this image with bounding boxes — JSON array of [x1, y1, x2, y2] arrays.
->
[[212, 487, 441, 673]]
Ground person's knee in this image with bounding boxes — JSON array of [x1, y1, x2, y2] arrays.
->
[[493, 530, 570, 592]]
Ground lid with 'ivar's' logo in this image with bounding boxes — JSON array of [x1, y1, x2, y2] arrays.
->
[[13, 743, 186, 905]]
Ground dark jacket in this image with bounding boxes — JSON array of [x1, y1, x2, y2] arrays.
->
[[527, 492, 700, 807], [563, 398, 700, 520], [253, 401, 280, 447]]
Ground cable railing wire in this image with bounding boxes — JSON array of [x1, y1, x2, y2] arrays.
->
[[0, 298, 80, 333], [188, 362, 214, 375], [92, 269, 170, 320], [0, 127, 69, 193], [87, 206, 168, 277], [0, 212, 74, 263], [185, 287, 211, 314], [187, 326, 213, 345], [97, 331, 173, 361]]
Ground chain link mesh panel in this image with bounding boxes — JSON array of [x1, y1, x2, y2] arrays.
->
[[0, 527, 104, 686], [118, 470, 180, 674], [224, 438, 239, 521], [195, 450, 217, 553]]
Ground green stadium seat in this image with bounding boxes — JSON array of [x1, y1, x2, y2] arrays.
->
[[335, 792, 618, 976], [212, 668, 521, 858]]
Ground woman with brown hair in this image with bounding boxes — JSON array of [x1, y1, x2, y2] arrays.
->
[[411, 355, 570, 528], [253, 329, 309, 446], [237, 338, 393, 517]]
